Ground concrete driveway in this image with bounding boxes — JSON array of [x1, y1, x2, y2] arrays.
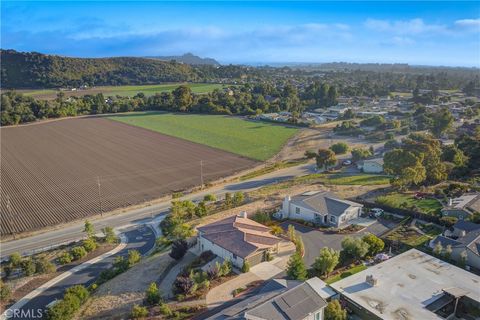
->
[[280, 218, 397, 266]]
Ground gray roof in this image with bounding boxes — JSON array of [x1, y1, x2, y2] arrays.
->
[[453, 220, 480, 232], [290, 191, 362, 217], [432, 229, 480, 257], [245, 280, 327, 320]]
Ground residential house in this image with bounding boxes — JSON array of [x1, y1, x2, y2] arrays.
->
[[206, 277, 333, 320], [277, 191, 363, 228], [357, 158, 384, 173], [330, 249, 480, 320], [441, 193, 480, 220], [430, 220, 480, 270], [196, 212, 281, 268]]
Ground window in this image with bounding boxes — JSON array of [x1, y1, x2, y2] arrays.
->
[[314, 311, 321, 320], [295, 207, 300, 214], [341, 215, 346, 222], [330, 216, 336, 223], [233, 254, 237, 259]]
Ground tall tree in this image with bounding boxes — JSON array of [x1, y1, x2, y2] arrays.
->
[[316, 149, 337, 170], [313, 247, 340, 277], [286, 252, 307, 280]]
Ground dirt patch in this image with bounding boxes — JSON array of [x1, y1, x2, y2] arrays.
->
[[1, 117, 256, 236], [77, 251, 175, 319]]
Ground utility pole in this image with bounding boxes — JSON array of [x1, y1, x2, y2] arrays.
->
[[200, 160, 204, 188], [97, 176, 103, 216], [5, 195, 15, 240]]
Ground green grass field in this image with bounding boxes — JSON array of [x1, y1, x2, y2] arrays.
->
[[104, 83, 225, 97], [108, 112, 299, 161], [376, 193, 442, 215], [325, 265, 367, 284], [297, 173, 391, 185]]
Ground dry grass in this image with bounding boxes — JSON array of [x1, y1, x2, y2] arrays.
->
[[77, 251, 175, 320]]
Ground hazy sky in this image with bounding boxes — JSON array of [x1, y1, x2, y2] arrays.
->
[[2, 1, 480, 66]]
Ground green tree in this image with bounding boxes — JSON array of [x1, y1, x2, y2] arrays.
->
[[58, 252, 73, 265], [203, 194, 216, 202], [362, 233, 385, 256], [0, 281, 11, 302], [325, 300, 347, 320], [286, 252, 307, 280], [21, 258, 36, 276], [224, 192, 233, 208], [444, 245, 453, 260], [145, 282, 161, 305], [9, 252, 22, 268], [71, 246, 87, 260], [313, 248, 340, 277], [329, 142, 349, 155], [233, 192, 245, 206], [384, 149, 426, 188], [341, 237, 369, 260], [84, 220, 95, 238], [195, 201, 208, 217], [433, 242, 443, 256], [351, 148, 372, 162], [35, 257, 56, 274], [316, 149, 337, 170], [172, 85, 193, 112], [83, 238, 97, 252], [431, 108, 454, 137]]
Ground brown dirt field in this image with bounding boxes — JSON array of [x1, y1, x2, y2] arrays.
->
[[0, 118, 256, 236]]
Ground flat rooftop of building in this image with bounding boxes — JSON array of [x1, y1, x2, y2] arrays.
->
[[330, 249, 480, 320]]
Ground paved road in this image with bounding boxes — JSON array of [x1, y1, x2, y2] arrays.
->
[[1, 162, 316, 259], [8, 225, 156, 320]]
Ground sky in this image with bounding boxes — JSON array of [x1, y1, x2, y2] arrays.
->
[[1, 1, 480, 67]]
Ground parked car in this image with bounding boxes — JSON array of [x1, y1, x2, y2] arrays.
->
[[342, 160, 352, 166], [370, 208, 384, 218], [414, 192, 426, 200]]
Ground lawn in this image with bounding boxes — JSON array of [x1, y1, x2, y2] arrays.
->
[[108, 112, 299, 161], [104, 83, 225, 97], [324, 265, 367, 284], [384, 225, 434, 248], [376, 193, 442, 215], [296, 173, 391, 186]]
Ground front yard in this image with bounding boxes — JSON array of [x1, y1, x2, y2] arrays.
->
[[324, 264, 367, 284], [376, 193, 442, 216]]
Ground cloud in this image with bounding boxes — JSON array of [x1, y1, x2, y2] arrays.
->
[[390, 36, 415, 46], [455, 18, 480, 28], [365, 18, 447, 35]]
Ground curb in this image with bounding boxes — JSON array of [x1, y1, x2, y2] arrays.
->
[[1, 237, 127, 320]]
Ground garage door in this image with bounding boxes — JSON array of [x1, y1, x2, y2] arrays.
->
[[246, 251, 265, 266]]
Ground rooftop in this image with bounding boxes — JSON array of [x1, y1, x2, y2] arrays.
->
[[197, 213, 281, 258], [330, 249, 480, 320], [290, 191, 362, 217]]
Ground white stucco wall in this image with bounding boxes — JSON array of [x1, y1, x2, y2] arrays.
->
[[363, 162, 383, 173], [197, 234, 244, 268]]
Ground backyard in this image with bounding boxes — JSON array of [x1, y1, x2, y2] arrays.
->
[[376, 193, 442, 216], [108, 112, 299, 161]]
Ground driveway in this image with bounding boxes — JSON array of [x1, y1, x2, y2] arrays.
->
[[280, 218, 398, 266]]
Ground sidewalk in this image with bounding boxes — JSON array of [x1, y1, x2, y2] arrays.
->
[[158, 251, 197, 299], [0, 236, 127, 320]]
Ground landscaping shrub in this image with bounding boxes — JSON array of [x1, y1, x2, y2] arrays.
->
[[325, 300, 347, 320], [159, 303, 173, 317], [145, 282, 161, 306], [58, 252, 73, 265], [330, 142, 349, 155], [102, 226, 118, 244], [35, 257, 56, 274], [439, 216, 458, 227], [83, 238, 97, 252], [170, 239, 189, 260], [21, 258, 36, 276], [241, 261, 250, 273], [0, 281, 11, 302], [65, 285, 90, 304], [127, 250, 141, 267], [70, 246, 87, 260], [131, 304, 148, 319]]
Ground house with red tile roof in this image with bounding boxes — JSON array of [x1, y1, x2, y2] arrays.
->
[[196, 212, 281, 268]]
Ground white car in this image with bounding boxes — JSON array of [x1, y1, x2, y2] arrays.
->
[[342, 160, 352, 166], [371, 208, 384, 217]]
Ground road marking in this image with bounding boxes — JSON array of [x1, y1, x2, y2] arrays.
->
[[0, 236, 127, 320]]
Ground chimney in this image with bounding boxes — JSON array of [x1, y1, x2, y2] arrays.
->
[[448, 198, 453, 206], [366, 275, 378, 286], [239, 211, 248, 219]]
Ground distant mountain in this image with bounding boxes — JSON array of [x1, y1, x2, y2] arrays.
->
[[146, 53, 220, 66], [0, 49, 202, 89]]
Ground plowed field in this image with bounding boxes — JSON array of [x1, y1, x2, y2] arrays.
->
[[0, 118, 256, 236]]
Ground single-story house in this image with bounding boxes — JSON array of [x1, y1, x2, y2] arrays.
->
[[441, 193, 480, 220], [206, 277, 335, 320], [196, 212, 281, 268], [357, 158, 384, 173], [330, 249, 480, 320], [277, 191, 363, 228], [430, 220, 480, 270]]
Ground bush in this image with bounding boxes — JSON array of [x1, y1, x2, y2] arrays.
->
[[219, 260, 232, 277], [304, 150, 317, 159], [9, 252, 22, 267], [102, 226, 118, 244], [251, 212, 272, 224], [203, 194, 216, 202], [83, 238, 97, 252], [329, 142, 349, 155], [325, 300, 347, 320], [0, 281, 11, 302], [241, 261, 250, 273], [35, 257, 56, 274], [145, 282, 161, 306], [70, 246, 87, 260], [439, 216, 458, 227], [131, 304, 148, 319], [128, 250, 141, 267], [170, 240, 189, 260], [159, 303, 173, 316], [270, 225, 283, 235], [65, 285, 90, 304], [173, 276, 197, 295], [58, 252, 73, 265], [21, 258, 36, 276]]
